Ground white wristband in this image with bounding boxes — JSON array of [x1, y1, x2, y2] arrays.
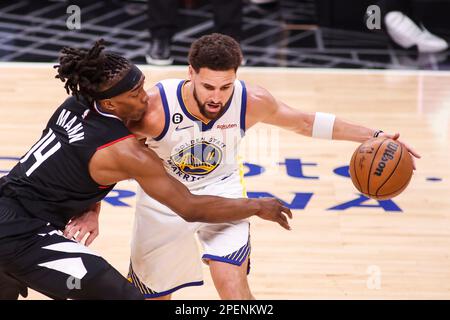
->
[[312, 112, 336, 140]]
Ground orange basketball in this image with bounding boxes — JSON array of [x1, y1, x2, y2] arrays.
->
[[349, 137, 413, 200]]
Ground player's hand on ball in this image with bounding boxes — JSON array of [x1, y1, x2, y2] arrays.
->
[[255, 198, 293, 230], [379, 132, 421, 170]]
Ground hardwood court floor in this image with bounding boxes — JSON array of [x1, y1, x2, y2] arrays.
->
[[0, 64, 449, 299]]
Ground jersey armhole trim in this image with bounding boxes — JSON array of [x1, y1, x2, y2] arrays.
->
[[96, 134, 135, 151], [153, 82, 170, 141], [239, 80, 247, 136]]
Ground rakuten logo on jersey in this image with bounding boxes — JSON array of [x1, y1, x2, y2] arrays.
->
[[216, 124, 237, 129]]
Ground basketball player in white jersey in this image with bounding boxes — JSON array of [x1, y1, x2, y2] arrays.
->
[[69, 33, 420, 299]]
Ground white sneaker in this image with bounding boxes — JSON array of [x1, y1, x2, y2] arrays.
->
[[419, 24, 448, 53], [385, 11, 448, 53]]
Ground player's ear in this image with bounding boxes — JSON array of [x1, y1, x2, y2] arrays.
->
[[188, 65, 195, 81], [99, 99, 115, 112]]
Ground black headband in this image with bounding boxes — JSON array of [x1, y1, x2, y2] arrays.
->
[[92, 64, 143, 100]]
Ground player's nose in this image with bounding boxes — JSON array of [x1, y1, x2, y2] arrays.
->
[[211, 90, 222, 102]]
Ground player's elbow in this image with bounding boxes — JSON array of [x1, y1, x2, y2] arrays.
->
[[173, 195, 218, 223], [179, 210, 198, 223], [176, 202, 204, 223]]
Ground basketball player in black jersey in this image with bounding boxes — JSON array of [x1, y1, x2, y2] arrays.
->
[[0, 40, 292, 300]]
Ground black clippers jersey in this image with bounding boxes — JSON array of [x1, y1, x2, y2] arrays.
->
[[0, 96, 133, 229]]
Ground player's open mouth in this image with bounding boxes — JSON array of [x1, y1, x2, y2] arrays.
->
[[206, 103, 221, 112]]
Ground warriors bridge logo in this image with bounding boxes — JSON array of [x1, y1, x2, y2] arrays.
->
[[170, 141, 222, 176]]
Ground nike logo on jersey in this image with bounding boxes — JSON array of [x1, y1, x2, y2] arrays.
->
[[175, 125, 194, 131]]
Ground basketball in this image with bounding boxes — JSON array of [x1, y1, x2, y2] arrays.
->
[[349, 137, 413, 200]]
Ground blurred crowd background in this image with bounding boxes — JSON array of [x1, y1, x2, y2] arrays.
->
[[1, 0, 450, 69]]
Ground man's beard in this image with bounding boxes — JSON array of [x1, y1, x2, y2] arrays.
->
[[193, 86, 227, 120]]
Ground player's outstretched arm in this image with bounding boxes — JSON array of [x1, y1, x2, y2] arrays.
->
[[246, 84, 394, 141], [90, 138, 292, 229], [245, 85, 420, 168]]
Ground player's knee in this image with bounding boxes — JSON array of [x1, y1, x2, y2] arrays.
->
[[69, 266, 144, 300], [93, 268, 144, 300], [213, 273, 252, 300], [0, 285, 20, 300], [0, 273, 28, 300], [217, 283, 253, 300]]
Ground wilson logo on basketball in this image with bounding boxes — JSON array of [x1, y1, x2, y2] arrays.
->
[[374, 142, 398, 176]]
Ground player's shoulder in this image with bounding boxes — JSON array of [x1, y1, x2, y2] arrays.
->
[[156, 78, 184, 89], [245, 83, 274, 105], [96, 133, 160, 176], [146, 78, 183, 100]]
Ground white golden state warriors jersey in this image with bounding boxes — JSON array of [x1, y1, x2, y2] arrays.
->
[[145, 79, 247, 190]]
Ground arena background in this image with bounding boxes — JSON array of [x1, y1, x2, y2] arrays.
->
[[0, 0, 449, 300]]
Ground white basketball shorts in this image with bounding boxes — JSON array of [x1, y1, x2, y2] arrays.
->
[[129, 173, 250, 298]]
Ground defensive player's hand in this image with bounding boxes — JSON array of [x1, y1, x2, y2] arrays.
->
[[64, 202, 101, 246], [379, 132, 421, 170], [255, 198, 292, 230]]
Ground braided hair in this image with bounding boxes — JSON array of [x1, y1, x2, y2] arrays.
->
[[54, 39, 131, 104]]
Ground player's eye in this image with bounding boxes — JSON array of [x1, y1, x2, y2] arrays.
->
[[132, 87, 143, 98]]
